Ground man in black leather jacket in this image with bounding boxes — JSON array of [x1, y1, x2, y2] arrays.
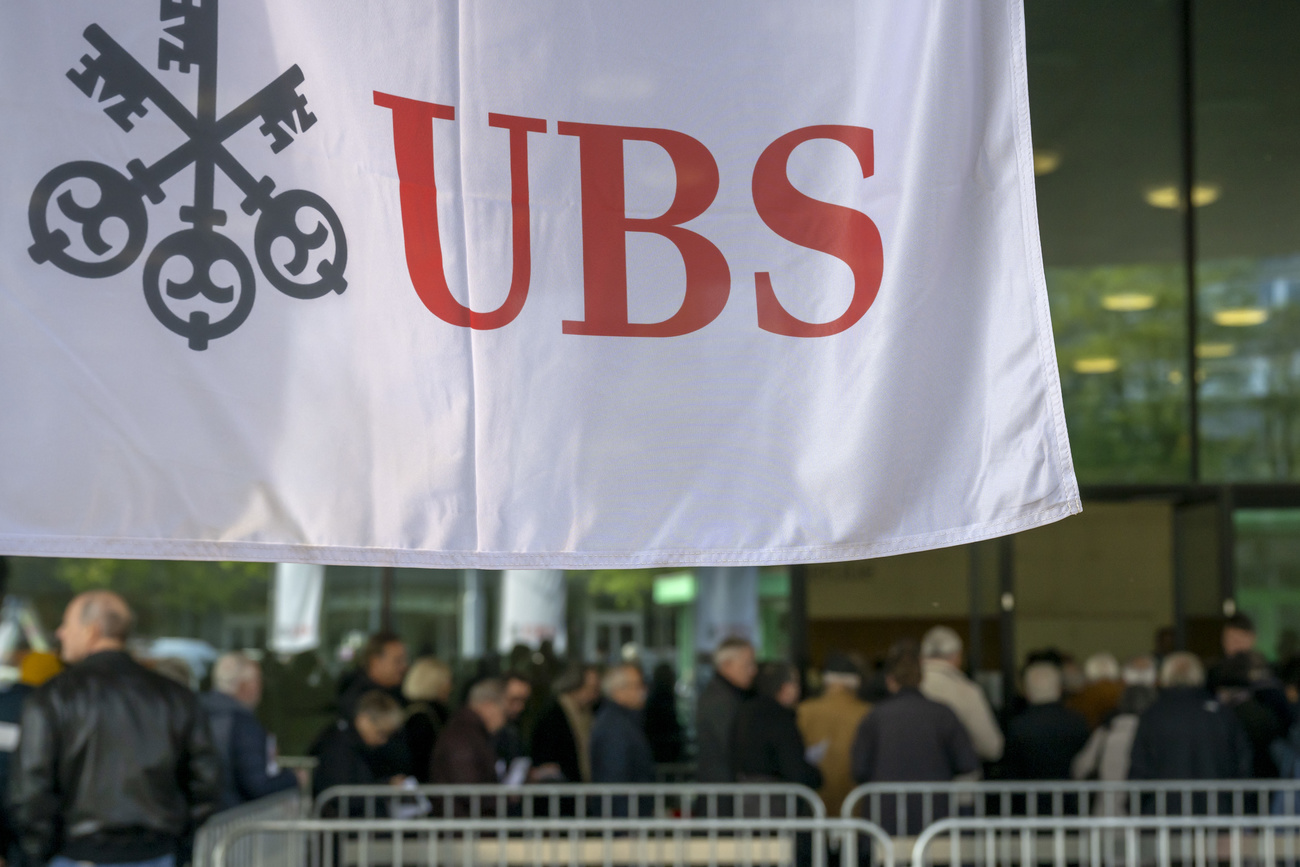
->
[[6, 591, 220, 867]]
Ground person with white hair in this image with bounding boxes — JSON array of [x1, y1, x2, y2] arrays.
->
[[1002, 662, 1090, 780], [200, 652, 299, 810], [401, 657, 454, 783], [1071, 655, 1160, 784], [590, 664, 654, 787], [1065, 652, 1124, 729], [428, 678, 509, 794], [919, 626, 1003, 763], [1128, 651, 1252, 785], [694, 636, 757, 783]]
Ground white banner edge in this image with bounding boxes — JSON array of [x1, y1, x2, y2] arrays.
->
[[0, 497, 1081, 569]]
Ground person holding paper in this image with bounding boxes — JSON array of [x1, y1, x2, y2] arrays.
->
[[493, 672, 532, 770], [310, 690, 406, 815], [429, 678, 509, 815], [797, 653, 870, 816]]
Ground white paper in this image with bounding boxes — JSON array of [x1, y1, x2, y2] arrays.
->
[[0, 721, 20, 752], [805, 739, 830, 766], [501, 757, 532, 787]]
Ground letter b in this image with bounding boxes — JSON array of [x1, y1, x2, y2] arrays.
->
[[558, 122, 730, 337]]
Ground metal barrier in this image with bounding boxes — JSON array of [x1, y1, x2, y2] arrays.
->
[[911, 815, 1300, 866], [192, 788, 304, 867], [213, 816, 895, 867], [315, 782, 825, 822], [842, 779, 1300, 834]]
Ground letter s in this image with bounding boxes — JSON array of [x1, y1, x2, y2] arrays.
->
[[752, 126, 883, 337]]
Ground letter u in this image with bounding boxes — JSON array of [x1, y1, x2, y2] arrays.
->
[[374, 92, 545, 329]]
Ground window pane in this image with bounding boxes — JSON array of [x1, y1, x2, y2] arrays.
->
[[1235, 509, 1300, 660], [1196, 1, 1300, 480], [1027, 0, 1191, 481]]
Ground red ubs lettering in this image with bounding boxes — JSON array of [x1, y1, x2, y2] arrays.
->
[[374, 91, 883, 338]]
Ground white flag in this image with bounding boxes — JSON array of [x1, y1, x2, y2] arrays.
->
[[0, 1, 1078, 568], [271, 562, 324, 654], [498, 570, 568, 655]]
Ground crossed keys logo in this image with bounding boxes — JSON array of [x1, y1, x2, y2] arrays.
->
[[27, 0, 348, 350]]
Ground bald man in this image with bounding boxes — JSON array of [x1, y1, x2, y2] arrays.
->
[[7, 591, 220, 867]]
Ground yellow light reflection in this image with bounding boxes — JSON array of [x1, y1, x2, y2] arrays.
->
[[1034, 150, 1062, 176], [1196, 342, 1235, 359], [1212, 308, 1269, 327], [1073, 357, 1120, 374], [1101, 293, 1157, 312], [1144, 184, 1221, 209]]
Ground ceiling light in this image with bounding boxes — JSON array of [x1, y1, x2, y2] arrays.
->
[[1192, 185, 1221, 206], [1144, 184, 1221, 209], [1101, 293, 1157, 312], [1196, 342, 1235, 359], [1073, 357, 1119, 374], [1033, 150, 1062, 176], [1212, 308, 1268, 327]]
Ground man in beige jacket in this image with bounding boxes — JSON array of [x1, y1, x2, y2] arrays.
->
[[919, 626, 1003, 765], [796, 654, 870, 815]]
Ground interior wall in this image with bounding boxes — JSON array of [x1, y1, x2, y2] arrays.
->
[[806, 502, 1181, 670], [1014, 502, 1175, 663], [806, 617, 1001, 675], [807, 547, 969, 619]]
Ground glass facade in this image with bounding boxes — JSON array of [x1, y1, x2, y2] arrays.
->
[[1029, 0, 1300, 645], [1031, 0, 1191, 483], [1196, 1, 1300, 480]]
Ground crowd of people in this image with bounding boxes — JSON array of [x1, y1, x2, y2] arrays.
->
[[1, 588, 1299, 866], [289, 613, 1300, 825]]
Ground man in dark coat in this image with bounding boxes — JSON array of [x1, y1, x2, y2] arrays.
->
[[429, 678, 509, 816], [733, 659, 822, 856], [851, 639, 978, 834], [201, 653, 298, 811], [531, 664, 601, 784], [336, 631, 412, 778], [1003, 662, 1092, 780], [0, 674, 33, 865], [311, 690, 406, 815], [1214, 651, 1287, 779], [590, 664, 655, 817], [8, 591, 220, 867], [694, 637, 757, 783], [645, 663, 686, 764], [733, 662, 822, 790], [1129, 652, 1252, 814], [494, 671, 533, 770]]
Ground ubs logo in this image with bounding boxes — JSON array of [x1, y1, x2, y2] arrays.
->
[[27, 0, 348, 350]]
